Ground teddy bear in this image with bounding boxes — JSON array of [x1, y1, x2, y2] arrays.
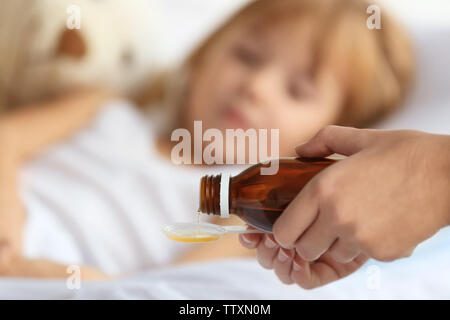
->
[[0, 0, 162, 112]]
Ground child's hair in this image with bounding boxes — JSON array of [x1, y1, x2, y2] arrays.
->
[[146, 0, 415, 128]]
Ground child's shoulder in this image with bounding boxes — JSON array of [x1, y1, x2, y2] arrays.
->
[[94, 99, 145, 127], [89, 99, 153, 141]]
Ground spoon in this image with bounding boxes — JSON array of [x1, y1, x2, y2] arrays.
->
[[162, 222, 267, 243]]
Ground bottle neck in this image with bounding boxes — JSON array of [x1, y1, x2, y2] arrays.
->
[[199, 174, 230, 217]]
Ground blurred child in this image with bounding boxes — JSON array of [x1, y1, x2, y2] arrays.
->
[[0, 0, 414, 280]]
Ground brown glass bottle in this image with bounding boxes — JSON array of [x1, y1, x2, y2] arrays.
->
[[198, 157, 336, 232]]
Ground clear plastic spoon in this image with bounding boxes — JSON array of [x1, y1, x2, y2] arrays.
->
[[162, 222, 266, 243]]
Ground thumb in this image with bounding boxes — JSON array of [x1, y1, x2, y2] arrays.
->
[[295, 125, 378, 158]]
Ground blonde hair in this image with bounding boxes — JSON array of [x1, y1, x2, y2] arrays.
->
[[146, 0, 415, 128]]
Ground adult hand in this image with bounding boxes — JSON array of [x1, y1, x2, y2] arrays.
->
[[239, 231, 369, 289], [240, 125, 450, 289]]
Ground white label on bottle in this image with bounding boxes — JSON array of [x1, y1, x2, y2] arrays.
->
[[220, 173, 231, 218]]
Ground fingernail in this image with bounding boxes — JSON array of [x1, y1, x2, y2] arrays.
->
[[241, 234, 255, 245], [278, 249, 289, 262], [264, 236, 277, 249], [293, 260, 302, 271]]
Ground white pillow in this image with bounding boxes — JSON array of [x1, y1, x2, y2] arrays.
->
[[376, 24, 450, 134], [156, 0, 248, 66]]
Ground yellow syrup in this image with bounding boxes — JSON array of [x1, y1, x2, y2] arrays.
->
[[165, 211, 220, 243], [166, 232, 220, 243]]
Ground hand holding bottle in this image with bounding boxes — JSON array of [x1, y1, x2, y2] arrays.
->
[[240, 125, 450, 289]]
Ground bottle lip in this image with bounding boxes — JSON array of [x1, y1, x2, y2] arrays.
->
[[220, 173, 231, 218]]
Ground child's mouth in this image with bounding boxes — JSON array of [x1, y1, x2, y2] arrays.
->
[[220, 104, 250, 129]]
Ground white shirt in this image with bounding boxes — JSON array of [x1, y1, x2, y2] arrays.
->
[[20, 100, 241, 275]]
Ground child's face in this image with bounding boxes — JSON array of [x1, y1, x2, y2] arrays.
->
[[185, 17, 344, 156]]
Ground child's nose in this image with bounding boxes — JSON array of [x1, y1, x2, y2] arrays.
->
[[242, 68, 278, 106]]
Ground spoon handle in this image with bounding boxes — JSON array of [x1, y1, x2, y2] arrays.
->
[[222, 225, 267, 234]]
